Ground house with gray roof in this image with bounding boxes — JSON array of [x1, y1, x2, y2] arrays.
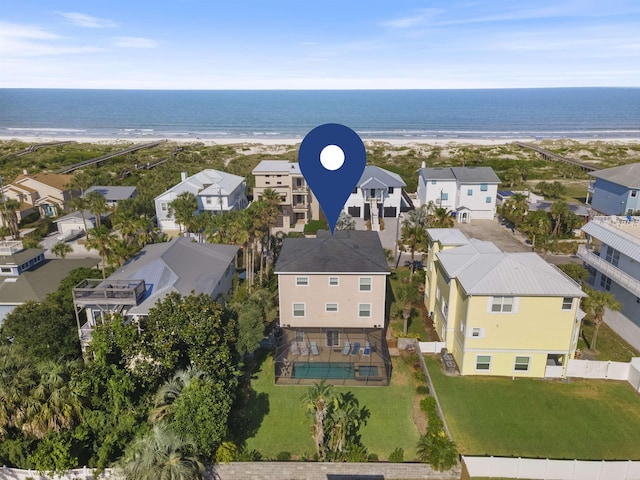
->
[[579, 215, 640, 335], [426, 229, 585, 378], [0, 240, 97, 322], [72, 237, 238, 347], [586, 163, 640, 215], [343, 166, 412, 226], [273, 230, 392, 385], [155, 170, 248, 234], [417, 165, 501, 223], [84, 186, 137, 207]]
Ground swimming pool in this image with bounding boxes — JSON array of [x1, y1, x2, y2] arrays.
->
[[292, 362, 379, 379]]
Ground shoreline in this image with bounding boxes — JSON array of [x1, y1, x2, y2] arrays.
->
[[1, 134, 640, 147]]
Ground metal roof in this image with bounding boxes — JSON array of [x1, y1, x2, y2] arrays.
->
[[275, 230, 389, 274], [427, 228, 470, 247], [252, 160, 301, 174], [84, 186, 137, 201], [155, 169, 245, 200], [358, 166, 406, 188], [108, 238, 238, 315], [437, 240, 585, 297], [589, 163, 640, 189], [582, 220, 640, 263], [420, 166, 501, 184]]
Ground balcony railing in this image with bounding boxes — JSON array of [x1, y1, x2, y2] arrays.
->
[[72, 278, 146, 306], [577, 245, 640, 297]]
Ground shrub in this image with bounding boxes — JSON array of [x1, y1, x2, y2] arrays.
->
[[416, 385, 429, 395], [388, 447, 404, 463], [420, 396, 436, 412], [276, 451, 291, 461], [367, 453, 379, 462], [416, 432, 458, 471], [235, 448, 262, 462]]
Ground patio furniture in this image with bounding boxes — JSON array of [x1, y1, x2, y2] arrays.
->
[[342, 341, 351, 356], [310, 341, 319, 356], [351, 342, 361, 356], [300, 342, 309, 356], [290, 341, 300, 356], [363, 341, 371, 356]]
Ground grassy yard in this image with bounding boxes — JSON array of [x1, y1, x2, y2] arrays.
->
[[579, 318, 640, 362], [426, 356, 640, 460], [245, 352, 422, 460], [388, 267, 433, 341]]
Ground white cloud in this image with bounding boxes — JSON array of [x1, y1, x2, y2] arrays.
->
[[380, 8, 443, 29], [0, 22, 60, 40], [0, 21, 102, 57], [57, 12, 118, 28], [112, 37, 159, 49]]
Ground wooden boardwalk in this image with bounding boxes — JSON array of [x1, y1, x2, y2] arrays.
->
[[514, 141, 601, 172], [55, 140, 166, 174], [0, 141, 77, 160]]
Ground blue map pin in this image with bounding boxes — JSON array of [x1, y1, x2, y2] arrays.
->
[[298, 123, 366, 234]]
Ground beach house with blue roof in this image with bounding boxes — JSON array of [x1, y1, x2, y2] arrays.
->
[[586, 163, 640, 215]]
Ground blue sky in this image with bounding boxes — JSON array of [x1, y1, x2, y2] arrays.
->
[[2, 0, 639, 89]]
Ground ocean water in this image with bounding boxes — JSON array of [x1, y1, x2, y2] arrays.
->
[[0, 88, 639, 141]]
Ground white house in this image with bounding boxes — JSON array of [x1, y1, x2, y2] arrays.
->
[[417, 166, 501, 223], [343, 166, 410, 221], [155, 170, 248, 233]]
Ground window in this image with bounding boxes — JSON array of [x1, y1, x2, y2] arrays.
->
[[359, 277, 372, 292], [295, 330, 304, 342], [481, 183, 488, 191], [436, 286, 440, 300], [296, 276, 309, 286], [491, 296, 514, 313], [600, 274, 612, 291], [605, 246, 620, 266], [476, 355, 491, 371], [486, 196, 491, 203], [1, 267, 11, 273], [514, 356, 530, 372], [432, 180, 437, 185], [293, 303, 305, 317], [358, 303, 371, 317], [562, 297, 573, 310], [441, 300, 448, 318], [442, 192, 449, 201], [632, 190, 638, 198], [326, 330, 340, 347], [467, 189, 473, 196], [325, 303, 338, 312], [160, 202, 168, 212], [471, 327, 482, 337], [460, 322, 465, 334], [329, 277, 339, 286], [388, 187, 394, 194], [352, 187, 358, 194], [205, 196, 212, 205]]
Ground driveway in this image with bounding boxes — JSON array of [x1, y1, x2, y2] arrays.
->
[[455, 218, 529, 252]]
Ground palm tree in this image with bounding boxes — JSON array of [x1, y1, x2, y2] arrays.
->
[[0, 198, 21, 240], [0, 345, 36, 438], [68, 195, 89, 233], [168, 192, 198, 236], [335, 211, 356, 230], [396, 282, 421, 335], [85, 225, 116, 278], [582, 287, 622, 352], [325, 392, 369, 459], [502, 192, 528, 228], [51, 241, 72, 259], [550, 200, 570, 238], [416, 431, 458, 471], [120, 424, 205, 480], [22, 360, 83, 439], [301, 380, 335, 459], [430, 207, 454, 228], [149, 367, 206, 424], [400, 223, 426, 281], [85, 191, 109, 227], [521, 210, 551, 252]]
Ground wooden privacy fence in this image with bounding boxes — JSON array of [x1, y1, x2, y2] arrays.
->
[[463, 456, 640, 480]]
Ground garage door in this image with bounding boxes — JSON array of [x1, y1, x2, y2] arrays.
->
[[348, 207, 361, 217], [383, 207, 397, 217]]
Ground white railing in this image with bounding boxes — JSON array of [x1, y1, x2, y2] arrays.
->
[[463, 456, 640, 480], [577, 245, 640, 297], [544, 365, 564, 378]]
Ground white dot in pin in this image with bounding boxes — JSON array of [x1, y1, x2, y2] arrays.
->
[[319, 144, 345, 171]]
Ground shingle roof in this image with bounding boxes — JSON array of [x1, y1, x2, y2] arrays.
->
[[419, 166, 501, 184], [589, 163, 640, 189], [155, 169, 245, 199], [582, 220, 640, 263], [437, 240, 584, 296], [275, 230, 389, 274], [0, 248, 45, 266], [84, 186, 137, 201], [108, 238, 238, 315], [252, 160, 301, 174], [358, 166, 405, 188], [13, 173, 73, 191]]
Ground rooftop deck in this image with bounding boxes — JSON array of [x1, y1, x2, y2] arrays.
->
[[72, 278, 146, 306], [592, 215, 640, 241]]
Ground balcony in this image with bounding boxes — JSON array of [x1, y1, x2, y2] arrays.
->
[[72, 278, 146, 306], [0, 241, 24, 255], [292, 202, 307, 210], [577, 245, 640, 297], [292, 185, 307, 193]]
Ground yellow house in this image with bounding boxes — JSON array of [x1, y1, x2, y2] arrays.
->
[[426, 229, 586, 378]]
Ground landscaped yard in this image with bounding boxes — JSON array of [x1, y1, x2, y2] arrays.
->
[[579, 318, 640, 362], [245, 352, 422, 460], [388, 267, 434, 341], [426, 356, 640, 460]]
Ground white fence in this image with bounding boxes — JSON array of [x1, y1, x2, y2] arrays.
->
[[463, 456, 640, 480], [419, 341, 446, 354], [0, 467, 111, 480], [566, 358, 640, 392]]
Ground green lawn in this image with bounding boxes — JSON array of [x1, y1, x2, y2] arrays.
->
[[245, 353, 421, 460], [426, 356, 640, 460], [579, 319, 640, 362]]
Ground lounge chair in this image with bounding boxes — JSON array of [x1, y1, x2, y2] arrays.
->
[[290, 341, 300, 356], [363, 341, 371, 356], [300, 342, 309, 356], [310, 341, 319, 356], [342, 341, 351, 356], [351, 342, 361, 356]]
